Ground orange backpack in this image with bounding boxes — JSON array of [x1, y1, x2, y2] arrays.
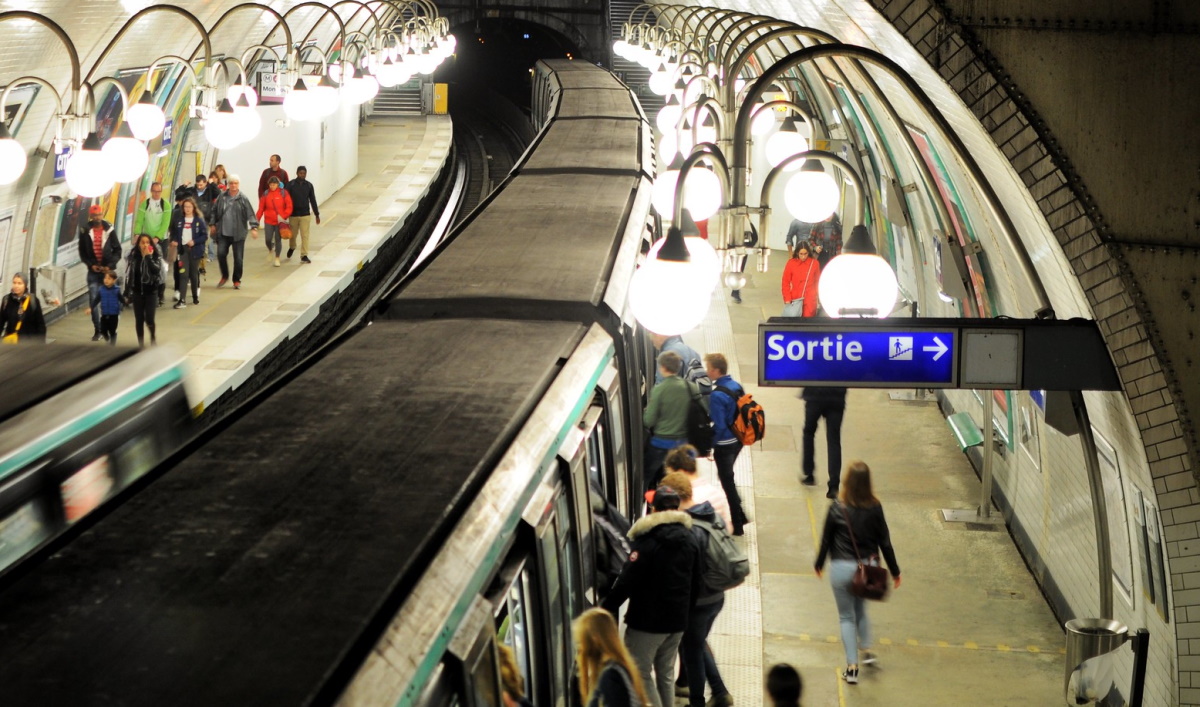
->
[[715, 385, 765, 446]]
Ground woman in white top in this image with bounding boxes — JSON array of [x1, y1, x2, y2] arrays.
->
[[665, 445, 732, 530]]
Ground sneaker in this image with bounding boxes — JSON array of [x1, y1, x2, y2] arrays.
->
[[286, 247, 295, 259], [233, 281, 240, 290], [274, 257, 281, 267], [300, 255, 312, 264], [217, 278, 227, 288], [91, 331, 103, 342], [674, 683, 689, 698], [842, 667, 859, 685], [861, 651, 878, 666], [801, 476, 816, 486], [826, 490, 839, 499], [731, 292, 742, 303], [705, 694, 734, 707], [173, 301, 185, 309], [193, 297, 200, 305]]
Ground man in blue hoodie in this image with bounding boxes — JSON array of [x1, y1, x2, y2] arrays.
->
[[706, 353, 749, 535]]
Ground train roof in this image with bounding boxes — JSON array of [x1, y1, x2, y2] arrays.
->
[[0, 345, 134, 423], [388, 171, 647, 317], [0, 318, 587, 705]]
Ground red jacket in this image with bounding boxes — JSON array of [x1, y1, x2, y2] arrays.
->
[[256, 188, 293, 226], [782, 256, 821, 317]]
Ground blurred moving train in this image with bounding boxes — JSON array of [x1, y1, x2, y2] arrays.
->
[[0, 59, 657, 707], [0, 345, 192, 580]]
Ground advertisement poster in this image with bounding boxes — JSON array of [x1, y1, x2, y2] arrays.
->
[[0, 210, 12, 279], [1, 83, 39, 134]]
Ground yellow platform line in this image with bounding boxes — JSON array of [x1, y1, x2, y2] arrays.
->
[[797, 634, 1061, 654], [806, 496, 819, 553]]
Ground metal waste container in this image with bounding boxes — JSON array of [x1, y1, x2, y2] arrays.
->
[[1065, 618, 1128, 705]]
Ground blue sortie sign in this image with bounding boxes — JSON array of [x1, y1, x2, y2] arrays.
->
[[761, 328, 958, 387]]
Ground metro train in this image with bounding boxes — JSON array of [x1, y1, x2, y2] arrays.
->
[[0, 58, 657, 707], [0, 345, 192, 581]]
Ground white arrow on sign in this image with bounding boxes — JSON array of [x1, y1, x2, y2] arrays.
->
[[923, 336, 949, 361]]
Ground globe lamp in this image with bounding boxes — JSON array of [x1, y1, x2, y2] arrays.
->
[[783, 161, 840, 223], [64, 132, 112, 197], [764, 117, 809, 171], [126, 94, 166, 141], [629, 226, 712, 335], [648, 229, 721, 290], [649, 62, 674, 96], [101, 121, 149, 183], [650, 157, 682, 217], [0, 123, 28, 186], [656, 96, 682, 136], [204, 98, 242, 149], [657, 130, 677, 164], [817, 225, 899, 318], [283, 78, 313, 121], [682, 165, 722, 221], [227, 83, 259, 108], [309, 74, 340, 118], [344, 65, 380, 104], [751, 103, 777, 137], [232, 93, 262, 141]]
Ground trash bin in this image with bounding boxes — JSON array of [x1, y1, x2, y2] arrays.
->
[[1065, 618, 1128, 705]]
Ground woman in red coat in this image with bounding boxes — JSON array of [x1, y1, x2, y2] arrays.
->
[[781, 242, 821, 317], [256, 176, 293, 267]]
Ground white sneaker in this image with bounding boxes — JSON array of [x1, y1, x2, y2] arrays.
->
[[861, 651, 878, 666], [274, 258, 281, 267]]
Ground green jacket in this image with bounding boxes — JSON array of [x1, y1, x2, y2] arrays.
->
[[135, 198, 171, 240], [643, 375, 692, 438]]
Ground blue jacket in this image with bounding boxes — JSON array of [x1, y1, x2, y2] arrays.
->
[[655, 335, 703, 385], [710, 375, 742, 444], [97, 283, 122, 316], [170, 213, 209, 259]]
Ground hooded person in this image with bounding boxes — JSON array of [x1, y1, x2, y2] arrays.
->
[[601, 485, 703, 707]]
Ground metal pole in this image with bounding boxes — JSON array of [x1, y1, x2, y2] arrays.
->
[[1071, 388, 1113, 618], [980, 391, 994, 519], [1129, 628, 1150, 707]]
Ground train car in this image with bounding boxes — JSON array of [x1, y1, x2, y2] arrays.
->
[[0, 345, 192, 579], [0, 59, 656, 707]]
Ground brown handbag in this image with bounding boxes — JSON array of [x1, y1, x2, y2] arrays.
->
[[840, 504, 890, 601]]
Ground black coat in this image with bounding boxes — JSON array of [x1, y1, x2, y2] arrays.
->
[[601, 510, 702, 633], [77, 221, 122, 271], [124, 249, 164, 295], [815, 500, 900, 577], [0, 293, 46, 341], [586, 662, 641, 707]]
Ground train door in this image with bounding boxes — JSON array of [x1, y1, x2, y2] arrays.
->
[[485, 542, 548, 707]]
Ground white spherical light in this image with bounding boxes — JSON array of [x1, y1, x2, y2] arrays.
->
[[232, 101, 262, 141], [817, 253, 899, 318], [629, 258, 711, 335], [682, 167, 722, 221], [764, 129, 809, 171], [344, 71, 379, 104], [309, 79, 339, 118], [783, 169, 841, 223], [101, 128, 149, 183], [613, 39, 629, 57], [751, 104, 777, 136], [649, 65, 674, 96], [0, 131, 27, 186], [655, 102, 682, 135], [649, 235, 720, 290], [283, 81, 313, 121], [126, 98, 166, 141], [651, 169, 680, 217], [657, 131, 677, 164], [205, 106, 242, 150], [64, 134, 112, 198]]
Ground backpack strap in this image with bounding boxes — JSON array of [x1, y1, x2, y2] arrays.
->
[[713, 384, 742, 402]]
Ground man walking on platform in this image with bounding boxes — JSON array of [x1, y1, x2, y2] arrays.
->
[[258, 154, 289, 197], [285, 166, 321, 264], [643, 351, 692, 490], [77, 204, 122, 341], [801, 386, 848, 499], [706, 353, 750, 536], [212, 176, 259, 290]]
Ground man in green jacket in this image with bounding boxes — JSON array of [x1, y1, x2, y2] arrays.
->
[[644, 350, 693, 490], [134, 182, 171, 305]]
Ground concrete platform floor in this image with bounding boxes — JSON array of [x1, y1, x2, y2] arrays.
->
[[682, 251, 1065, 705]]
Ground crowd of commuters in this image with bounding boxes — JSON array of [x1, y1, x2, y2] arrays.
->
[[7, 155, 325, 348]]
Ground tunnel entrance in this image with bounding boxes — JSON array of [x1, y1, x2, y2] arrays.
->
[[436, 19, 582, 111]]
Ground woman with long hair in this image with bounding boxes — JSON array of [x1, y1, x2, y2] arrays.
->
[[781, 242, 820, 317], [124, 234, 164, 347], [574, 608, 649, 707], [210, 164, 229, 191], [169, 197, 208, 307], [813, 461, 901, 685]]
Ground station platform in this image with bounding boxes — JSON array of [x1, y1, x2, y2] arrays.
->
[[46, 115, 452, 413], [681, 251, 1066, 705]]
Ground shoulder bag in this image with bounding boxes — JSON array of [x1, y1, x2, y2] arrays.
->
[[840, 503, 890, 601], [2, 295, 30, 344]]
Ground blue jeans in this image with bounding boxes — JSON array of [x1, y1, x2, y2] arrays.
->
[[86, 269, 105, 333], [830, 559, 871, 665], [682, 596, 728, 706], [644, 436, 686, 491]]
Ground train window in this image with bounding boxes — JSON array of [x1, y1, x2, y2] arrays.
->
[[554, 492, 580, 614], [499, 576, 536, 698], [539, 523, 570, 705], [415, 662, 464, 707], [113, 435, 158, 486], [59, 456, 114, 524], [0, 502, 52, 568]]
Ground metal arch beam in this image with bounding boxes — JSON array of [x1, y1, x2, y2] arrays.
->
[[0, 12, 81, 99], [85, 5, 212, 90], [735, 42, 1051, 313], [198, 3, 292, 64], [329, 0, 385, 37], [723, 24, 834, 108], [287, 2, 349, 55], [761, 149, 868, 227]]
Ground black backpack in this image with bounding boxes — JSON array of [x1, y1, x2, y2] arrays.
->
[[685, 381, 713, 455]]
